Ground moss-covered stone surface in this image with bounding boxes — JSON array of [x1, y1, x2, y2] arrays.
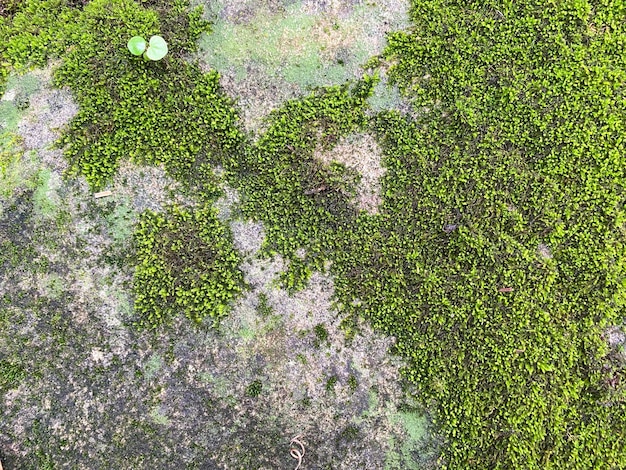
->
[[0, 49, 435, 470], [2, 0, 626, 468]]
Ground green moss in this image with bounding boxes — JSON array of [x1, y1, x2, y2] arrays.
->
[[225, 79, 375, 268], [256, 292, 273, 318], [2, 0, 219, 191], [338, 424, 359, 441], [313, 323, 329, 347], [2, 0, 624, 467], [342, 0, 626, 467], [325, 375, 337, 392], [279, 256, 312, 293], [0, 0, 81, 72], [347, 374, 357, 393], [0, 359, 26, 392], [132, 204, 243, 327], [245, 379, 263, 398]]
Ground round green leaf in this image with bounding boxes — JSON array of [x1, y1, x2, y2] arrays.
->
[[127, 36, 147, 56], [145, 35, 168, 61]]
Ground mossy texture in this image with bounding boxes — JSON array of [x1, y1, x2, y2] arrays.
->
[[1, 0, 626, 468], [346, 0, 626, 467], [133, 204, 243, 326]]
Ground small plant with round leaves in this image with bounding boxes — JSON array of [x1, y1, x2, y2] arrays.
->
[[127, 34, 168, 61]]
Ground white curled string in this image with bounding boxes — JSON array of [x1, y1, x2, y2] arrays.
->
[[290, 435, 306, 470]]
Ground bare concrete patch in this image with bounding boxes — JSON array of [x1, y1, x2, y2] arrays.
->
[[607, 327, 626, 347], [314, 132, 386, 213], [537, 243, 553, 260], [230, 218, 266, 254], [193, 0, 410, 132], [215, 68, 302, 135], [605, 326, 626, 363], [111, 160, 179, 214], [15, 66, 78, 174]]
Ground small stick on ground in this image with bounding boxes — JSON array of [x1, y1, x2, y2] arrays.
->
[[94, 190, 113, 199]]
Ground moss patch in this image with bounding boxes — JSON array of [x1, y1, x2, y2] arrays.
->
[[133, 204, 244, 326]]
